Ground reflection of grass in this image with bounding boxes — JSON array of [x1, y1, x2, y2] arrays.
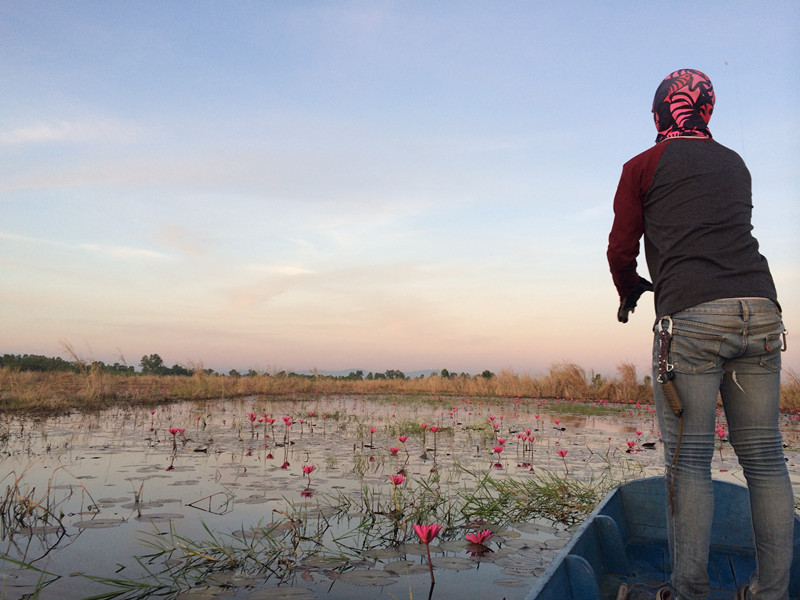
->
[[1, 466, 97, 561]]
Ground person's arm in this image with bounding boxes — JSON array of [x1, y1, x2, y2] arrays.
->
[[607, 161, 644, 300]]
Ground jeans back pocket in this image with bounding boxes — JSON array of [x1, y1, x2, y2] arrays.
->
[[670, 328, 724, 374]]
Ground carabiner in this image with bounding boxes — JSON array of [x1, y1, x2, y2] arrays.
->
[[659, 316, 673, 336]]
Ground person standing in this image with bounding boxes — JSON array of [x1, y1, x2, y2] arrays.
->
[[607, 69, 793, 600]]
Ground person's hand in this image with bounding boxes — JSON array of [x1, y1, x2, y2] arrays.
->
[[617, 277, 653, 323]]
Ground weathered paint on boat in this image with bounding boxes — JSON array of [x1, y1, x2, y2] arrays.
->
[[525, 476, 800, 600]]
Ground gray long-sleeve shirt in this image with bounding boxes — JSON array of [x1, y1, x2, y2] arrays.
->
[[607, 137, 776, 318]]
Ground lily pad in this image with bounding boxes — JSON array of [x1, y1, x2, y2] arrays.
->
[[493, 577, 531, 588], [397, 542, 443, 556], [175, 588, 236, 599], [361, 547, 405, 559], [302, 556, 350, 569], [237, 496, 271, 504], [206, 573, 258, 587], [120, 501, 164, 510], [73, 518, 126, 529], [513, 521, 560, 535], [17, 525, 63, 536], [431, 556, 474, 570], [495, 555, 545, 576], [135, 512, 185, 522], [246, 586, 317, 599], [383, 560, 429, 575], [438, 540, 466, 553], [337, 569, 399, 586]]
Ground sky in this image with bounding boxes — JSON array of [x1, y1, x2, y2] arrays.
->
[[2, 2, 799, 378]]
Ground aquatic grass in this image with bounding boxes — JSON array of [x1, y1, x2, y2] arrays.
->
[[457, 469, 620, 526], [0, 554, 61, 599], [3, 464, 640, 599], [0, 391, 694, 598]]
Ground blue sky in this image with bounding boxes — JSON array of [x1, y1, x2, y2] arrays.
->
[[2, 2, 798, 377]]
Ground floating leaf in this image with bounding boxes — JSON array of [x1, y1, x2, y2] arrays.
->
[[246, 586, 317, 599], [135, 512, 185, 522], [337, 569, 399, 586], [361, 547, 405, 559], [430, 556, 474, 571], [175, 587, 236, 599], [302, 556, 349, 569], [73, 518, 126, 529], [206, 573, 258, 587], [383, 560, 429, 575], [493, 577, 531, 588]]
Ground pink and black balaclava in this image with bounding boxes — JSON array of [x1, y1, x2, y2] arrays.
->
[[652, 69, 715, 143]]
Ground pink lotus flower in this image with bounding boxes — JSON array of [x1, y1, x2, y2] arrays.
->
[[557, 448, 569, 475], [627, 440, 636, 449], [389, 473, 405, 486], [414, 523, 441, 583], [465, 529, 494, 545], [398, 435, 408, 443], [497, 438, 506, 445], [430, 426, 439, 433], [302, 465, 315, 476], [389, 447, 400, 455], [420, 423, 428, 429], [413, 523, 441, 544], [493, 445, 504, 454]]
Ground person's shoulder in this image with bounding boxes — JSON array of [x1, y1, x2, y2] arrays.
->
[[622, 142, 669, 170]]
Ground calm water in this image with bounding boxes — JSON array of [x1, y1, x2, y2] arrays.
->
[[1, 395, 798, 599]]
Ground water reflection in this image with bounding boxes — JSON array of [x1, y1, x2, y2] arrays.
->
[[1, 395, 797, 599]]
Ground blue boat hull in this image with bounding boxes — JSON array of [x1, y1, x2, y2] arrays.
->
[[525, 476, 800, 600]]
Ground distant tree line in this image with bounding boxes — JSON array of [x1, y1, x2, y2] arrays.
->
[[2, 352, 498, 381], [0, 353, 133, 374]]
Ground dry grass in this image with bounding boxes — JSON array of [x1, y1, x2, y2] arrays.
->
[[1, 362, 798, 414]]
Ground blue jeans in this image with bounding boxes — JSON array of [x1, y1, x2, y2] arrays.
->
[[652, 298, 793, 600]]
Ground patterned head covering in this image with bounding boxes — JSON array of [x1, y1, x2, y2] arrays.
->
[[652, 69, 715, 143]]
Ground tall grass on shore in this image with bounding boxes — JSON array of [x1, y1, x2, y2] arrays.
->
[[2, 362, 799, 414]]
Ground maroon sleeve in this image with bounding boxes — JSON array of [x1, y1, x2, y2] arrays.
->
[[607, 143, 667, 298]]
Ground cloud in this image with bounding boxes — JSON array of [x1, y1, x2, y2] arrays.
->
[[0, 118, 142, 146], [152, 225, 215, 257], [0, 231, 171, 261], [243, 264, 315, 276], [78, 243, 171, 261]]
